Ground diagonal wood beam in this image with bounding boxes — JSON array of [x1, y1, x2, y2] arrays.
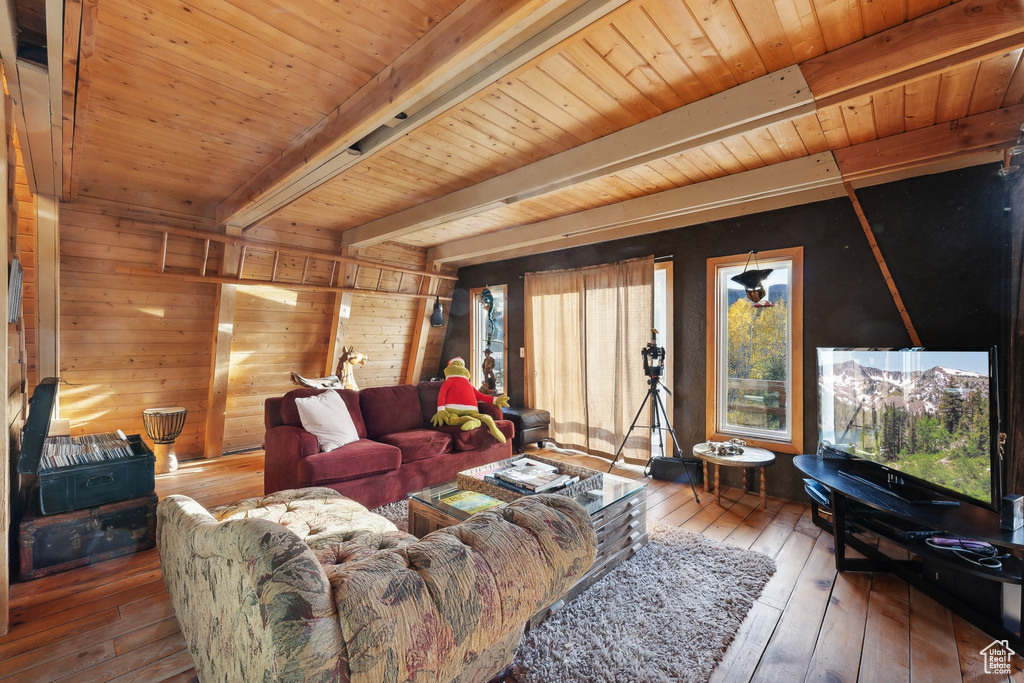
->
[[801, 0, 1024, 108], [427, 153, 843, 264], [216, 0, 628, 231], [834, 103, 1024, 181], [343, 66, 816, 248], [845, 183, 921, 346]]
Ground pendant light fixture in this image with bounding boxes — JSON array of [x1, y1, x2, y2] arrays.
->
[[731, 251, 774, 308], [430, 295, 445, 327]]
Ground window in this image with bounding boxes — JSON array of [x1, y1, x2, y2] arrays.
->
[[706, 248, 803, 453], [653, 261, 672, 460], [470, 285, 506, 395]]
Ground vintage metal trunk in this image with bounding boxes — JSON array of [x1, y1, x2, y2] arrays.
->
[[18, 494, 158, 580], [18, 378, 156, 515]]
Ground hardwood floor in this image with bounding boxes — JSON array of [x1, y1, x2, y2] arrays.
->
[[0, 449, 1020, 682]]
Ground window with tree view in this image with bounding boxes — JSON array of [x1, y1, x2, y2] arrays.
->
[[707, 248, 803, 453]]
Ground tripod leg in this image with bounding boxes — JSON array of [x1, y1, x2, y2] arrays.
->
[[651, 389, 700, 504], [607, 390, 652, 473]]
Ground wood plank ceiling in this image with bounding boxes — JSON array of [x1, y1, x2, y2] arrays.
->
[[58, 0, 1024, 265]]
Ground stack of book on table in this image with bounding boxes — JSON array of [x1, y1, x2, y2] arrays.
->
[[483, 458, 579, 495]]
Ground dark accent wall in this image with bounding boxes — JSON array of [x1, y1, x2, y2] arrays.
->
[[441, 164, 1011, 501]]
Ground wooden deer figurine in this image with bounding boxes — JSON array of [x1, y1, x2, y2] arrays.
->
[[336, 346, 368, 391]]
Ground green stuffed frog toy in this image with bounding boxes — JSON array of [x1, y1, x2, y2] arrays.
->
[[431, 357, 510, 442]]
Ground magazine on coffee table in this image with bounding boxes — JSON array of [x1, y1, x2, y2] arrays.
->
[[439, 490, 504, 514]]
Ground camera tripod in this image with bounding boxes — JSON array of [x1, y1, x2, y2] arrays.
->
[[607, 375, 700, 503]]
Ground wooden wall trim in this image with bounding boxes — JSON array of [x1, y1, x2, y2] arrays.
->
[[844, 183, 921, 346], [36, 195, 58, 383], [325, 257, 360, 375], [0, 84, 10, 636], [403, 273, 439, 384], [114, 266, 453, 302], [204, 246, 240, 460], [118, 218, 457, 283]]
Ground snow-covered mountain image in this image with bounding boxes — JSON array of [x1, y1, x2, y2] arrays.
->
[[824, 360, 989, 417], [818, 349, 994, 504]]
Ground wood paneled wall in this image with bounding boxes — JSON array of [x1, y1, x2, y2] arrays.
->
[[13, 136, 36, 390], [55, 209, 452, 458], [59, 208, 217, 457], [4, 87, 26, 637], [347, 241, 452, 386], [222, 284, 334, 452]]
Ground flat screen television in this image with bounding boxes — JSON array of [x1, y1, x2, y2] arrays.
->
[[817, 347, 1000, 509]]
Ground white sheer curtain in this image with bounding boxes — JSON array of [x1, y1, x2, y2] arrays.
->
[[524, 256, 653, 461]]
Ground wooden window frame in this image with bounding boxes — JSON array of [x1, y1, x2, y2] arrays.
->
[[705, 247, 804, 454], [654, 261, 674, 459]]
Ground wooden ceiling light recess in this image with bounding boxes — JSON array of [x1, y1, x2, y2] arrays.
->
[[39, 0, 1024, 266]]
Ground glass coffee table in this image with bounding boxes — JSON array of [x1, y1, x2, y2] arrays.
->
[[408, 471, 648, 627]]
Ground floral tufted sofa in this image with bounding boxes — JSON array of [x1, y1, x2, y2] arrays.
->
[[158, 487, 597, 683]]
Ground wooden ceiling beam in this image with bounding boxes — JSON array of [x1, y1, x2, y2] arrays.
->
[[18, 61, 55, 196], [849, 149, 1004, 189], [215, 0, 628, 231], [343, 65, 817, 248], [834, 103, 1024, 182], [44, 0, 63, 198], [427, 152, 843, 264], [450, 185, 845, 267], [0, 0, 39, 195], [60, 0, 83, 200], [801, 0, 1024, 107]]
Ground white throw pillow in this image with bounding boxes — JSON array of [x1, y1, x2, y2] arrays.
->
[[294, 391, 359, 452]]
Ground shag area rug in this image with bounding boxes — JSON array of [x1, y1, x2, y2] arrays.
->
[[371, 500, 775, 683]]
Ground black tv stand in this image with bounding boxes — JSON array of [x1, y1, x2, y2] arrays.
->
[[795, 454, 1024, 650], [837, 469, 960, 506]]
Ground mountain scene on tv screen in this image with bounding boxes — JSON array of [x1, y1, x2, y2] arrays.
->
[[825, 360, 990, 501]]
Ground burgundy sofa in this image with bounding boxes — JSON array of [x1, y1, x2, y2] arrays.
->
[[263, 381, 514, 509]]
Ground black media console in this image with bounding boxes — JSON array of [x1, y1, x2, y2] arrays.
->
[[794, 454, 1024, 649]]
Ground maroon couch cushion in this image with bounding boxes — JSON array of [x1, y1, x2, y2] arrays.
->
[[376, 429, 453, 463], [297, 438, 400, 485], [436, 419, 515, 452], [417, 381, 443, 424], [360, 385, 423, 438], [278, 388, 366, 438]]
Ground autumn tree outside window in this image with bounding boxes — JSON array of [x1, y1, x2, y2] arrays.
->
[[706, 248, 803, 454]]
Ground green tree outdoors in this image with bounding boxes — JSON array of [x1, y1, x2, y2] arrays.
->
[[851, 379, 991, 501], [726, 296, 788, 431]]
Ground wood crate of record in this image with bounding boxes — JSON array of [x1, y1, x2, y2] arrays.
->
[[457, 454, 602, 503]]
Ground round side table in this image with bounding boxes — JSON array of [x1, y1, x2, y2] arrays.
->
[[692, 443, 775, 508]]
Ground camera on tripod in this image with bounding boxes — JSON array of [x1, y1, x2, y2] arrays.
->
[[642, 329, 665, 380]]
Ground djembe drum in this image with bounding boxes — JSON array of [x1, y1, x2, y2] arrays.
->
[[142, 407, 187, 474]]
